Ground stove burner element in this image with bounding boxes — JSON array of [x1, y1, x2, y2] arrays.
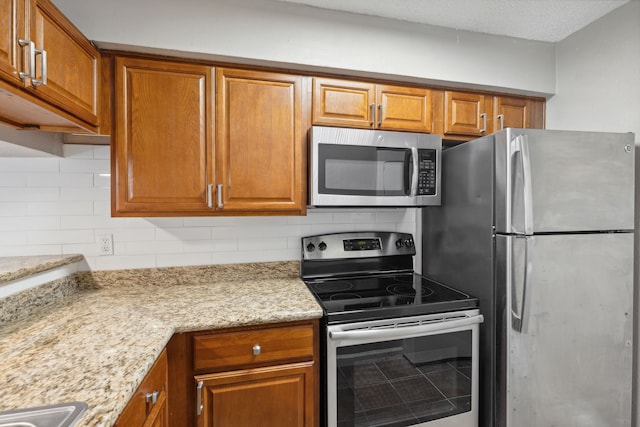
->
[[330, 292, 362, 301], [386, 284, 435, 298], [315, 281, 353, 293]]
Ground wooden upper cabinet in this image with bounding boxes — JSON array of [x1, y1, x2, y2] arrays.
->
[[0, 0, 27, 84], [312, 78, 374, 128], [312, 77, 433, 133], [376, 84, 433, 132], [28, 0, 100, 126], [216, 68, 306, 215], [494, 95, 545, 131], [112, 57, 214, 216], [443, 90, 492, 137], [0, 0, 100, 132]]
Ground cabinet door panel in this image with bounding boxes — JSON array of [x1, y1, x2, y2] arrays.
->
[[444, 91, 489, 136], [113, 57, 214, 215], [312, 77, 374, 128], [377, 84, 432, 132], [0, 0, 26, 84], [495, 96, 546, 131], [217, 68, 304, 214], [30, 0, 99, 126], [196, 362, 315, 427]]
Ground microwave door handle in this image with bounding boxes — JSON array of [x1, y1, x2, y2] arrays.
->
[[410, 147, 419, 196]]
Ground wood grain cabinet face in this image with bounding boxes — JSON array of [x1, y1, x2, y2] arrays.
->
[[494, 95, 545, 131], [0, 0, 100, 132], [192, 322, 318, 427], [216, 68, 306, 215], [444, 90, 491, 137], [112, 57, 214, 216], [312, 77, 433, 133], [115, 349, 169, 427], [0, 0, 27, 84], [28, 0, 100, 126]]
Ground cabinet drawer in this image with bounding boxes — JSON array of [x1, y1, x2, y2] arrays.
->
[[193, 324, 314, 372]]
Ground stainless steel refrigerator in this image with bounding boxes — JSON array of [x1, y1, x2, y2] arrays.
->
[[422, 128, 635, 427]]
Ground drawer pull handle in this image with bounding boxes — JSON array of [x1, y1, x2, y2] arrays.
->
[[252, 344, 261, 356], [146, 390, 159, 405]]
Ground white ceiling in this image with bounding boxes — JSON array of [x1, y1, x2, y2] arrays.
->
[[277, 0, 630, 42]]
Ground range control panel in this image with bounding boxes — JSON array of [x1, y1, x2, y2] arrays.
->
[[302, 231, 415, 261]]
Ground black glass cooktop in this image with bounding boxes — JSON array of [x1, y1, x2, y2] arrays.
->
[[304, 272, 478, 324]]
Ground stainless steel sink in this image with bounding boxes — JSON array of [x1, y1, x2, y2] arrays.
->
[[0, 402, 88, 427]]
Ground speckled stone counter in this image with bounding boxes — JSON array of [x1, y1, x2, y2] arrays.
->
[[0, 261, 323, 427], [0, 254, 84, 282]]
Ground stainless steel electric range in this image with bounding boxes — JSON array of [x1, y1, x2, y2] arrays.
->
[[301, 231, 483, 427]]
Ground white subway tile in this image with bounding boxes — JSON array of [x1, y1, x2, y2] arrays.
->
[[92, 145, 111, 160], [146, 218, 185, 228], [93, 173, 111, 188], [156, 252, 213, 268], [0, 158, 59, 172], [237, 237, 288, 251], [156, 227, 212, 241], [61, 187, 110, 201], [94, 255, 156, 270], [0, 216, 60, 231], [60, 158, 109, 174], [27, 173, 93, 188], [213, 248, 298, 264], [0, 173, 27, 187], [183, 217, 239, 227], [28, 229, 94, 245], [0, 202, 27, 217], [0, 231, 28, 245], [184, 239, 238, 253], [0, 244, 61, 256], [0, 187, 59, 202], [110, 228, 156, 242], [125, 240, 183, 255], [27, 201, 93, 216]]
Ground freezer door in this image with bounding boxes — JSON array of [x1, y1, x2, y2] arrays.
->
[[494, 128, 635, 234], [496, 233, 633, 427]]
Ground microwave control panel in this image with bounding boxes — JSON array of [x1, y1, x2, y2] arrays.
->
[[417, 149, 437, 195]]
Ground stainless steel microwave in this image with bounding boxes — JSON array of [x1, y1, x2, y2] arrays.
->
[[309, 126, 442, 207]]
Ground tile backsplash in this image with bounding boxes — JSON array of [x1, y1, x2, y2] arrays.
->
[[0, 145, 418, 270]]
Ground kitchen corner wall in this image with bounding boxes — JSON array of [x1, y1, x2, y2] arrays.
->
[[0, 144, 418, 271]]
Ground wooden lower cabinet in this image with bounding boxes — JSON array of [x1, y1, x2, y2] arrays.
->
[[195, 362, 315, 427], [115, 349, 169, 427]]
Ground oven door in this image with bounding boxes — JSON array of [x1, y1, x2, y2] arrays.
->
[[326, 310, 483, 427]]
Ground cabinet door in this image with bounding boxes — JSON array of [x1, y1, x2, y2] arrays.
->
[[494, 96, 546, 131], [312, 77, 374, 128], [216, 68, 305, 214], [196, 362, 316, 427], [113, 57, 214, 216], [28, 0, 99, 126], [0, 0, 27, 84], [376, 84, 433, 132], [444, 91, 491, 137], [115, 349, 169, 427]]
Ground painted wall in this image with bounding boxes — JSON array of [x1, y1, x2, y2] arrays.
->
[[546, 2, 640, 425], [51, 0, 556, 96]]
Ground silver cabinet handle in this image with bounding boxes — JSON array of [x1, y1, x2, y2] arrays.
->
[[17, 39, 35, 80], [206, 184, 213, 208], [145, 390, 159, 405], [216, 184, 223, 208], [252, 344, 261, 356], [31, 48, 47, 86], [497, 114, 505, 130], [480, 113, 487, 133], [369, 103, 375, 127], [196, 381, 203, 416], [377, 104, 383, 127]]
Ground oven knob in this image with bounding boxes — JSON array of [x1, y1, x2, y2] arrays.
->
[[318, 241, 327, 251], [404, 239, 414, 248], [395, 238, 414, 248], [306, 243, 316, 252], [395, 239, 404, 248]]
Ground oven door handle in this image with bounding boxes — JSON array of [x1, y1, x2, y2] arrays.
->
[[328, 314, 484, 343]]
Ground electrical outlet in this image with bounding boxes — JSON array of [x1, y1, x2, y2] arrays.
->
[[98, 234, 113, 256]]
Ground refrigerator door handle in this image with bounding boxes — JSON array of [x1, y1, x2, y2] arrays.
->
[[511, 236, 533, 333], [513, 135, 534, 235]]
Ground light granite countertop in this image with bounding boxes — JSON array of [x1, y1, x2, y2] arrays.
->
[[0, 254, 84, 282], [0, 260, 323, 427]]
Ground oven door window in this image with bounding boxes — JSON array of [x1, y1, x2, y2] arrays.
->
[[335, 330, 472, 426], [318, 144, 411, 196]]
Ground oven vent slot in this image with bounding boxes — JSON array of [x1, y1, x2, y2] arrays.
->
[[345, 313, 471, 332]]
